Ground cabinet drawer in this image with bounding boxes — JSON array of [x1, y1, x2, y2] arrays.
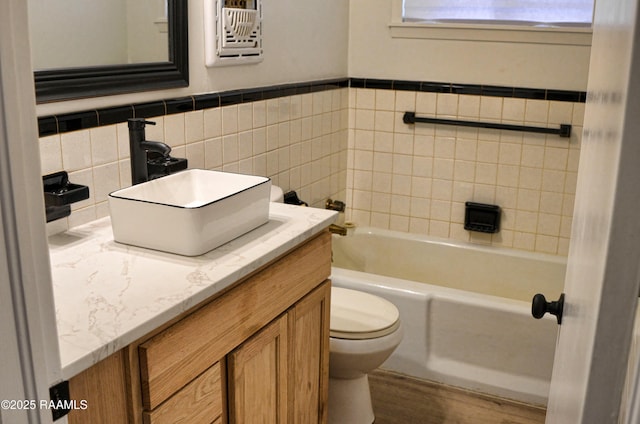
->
[[139, 231, 331, 409], [143, 362, 224, 424]]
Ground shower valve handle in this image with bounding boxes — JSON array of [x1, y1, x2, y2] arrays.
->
[[532, 293, 565, 325]]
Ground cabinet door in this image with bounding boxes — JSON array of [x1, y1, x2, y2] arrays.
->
[[68, 351, 129, 424], [227, 314, 289, 424], [288, 281, 331, 424], [138, 232, 331, 411]]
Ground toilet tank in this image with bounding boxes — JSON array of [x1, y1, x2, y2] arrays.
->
[[270, 185, 284, 203]]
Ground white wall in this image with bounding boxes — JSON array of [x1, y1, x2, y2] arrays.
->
[[34, 0, 591, 116], [197, 0, 349, 93], [36, 0, 350, 116], [348, 0, 592, 91]]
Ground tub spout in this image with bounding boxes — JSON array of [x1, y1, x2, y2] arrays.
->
[[329, 224, 348, 236]]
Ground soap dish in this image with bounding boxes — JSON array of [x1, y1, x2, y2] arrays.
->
[[464, 202, 501, 233], [43, 171, 90, 222]]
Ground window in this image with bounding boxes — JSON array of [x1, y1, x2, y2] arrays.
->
[[403, 0, 594, 27]]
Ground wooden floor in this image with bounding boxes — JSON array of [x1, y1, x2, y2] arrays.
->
[[369, 369, 546, 424]]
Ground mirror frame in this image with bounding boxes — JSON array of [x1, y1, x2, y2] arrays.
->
[[34, 1, 189, 103]]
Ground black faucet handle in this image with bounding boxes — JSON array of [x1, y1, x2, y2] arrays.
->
[[128, 118, 157, 130]]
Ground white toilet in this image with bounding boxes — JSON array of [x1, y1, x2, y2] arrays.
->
[[268, 186, 403, 423], [328, 286, 403, 424]]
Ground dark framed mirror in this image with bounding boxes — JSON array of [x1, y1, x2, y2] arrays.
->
[[34, 1, 188, 103]]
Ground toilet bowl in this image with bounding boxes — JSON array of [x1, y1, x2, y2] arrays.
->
[[328, 287, 403, 424], [268, 185, 402, 423]]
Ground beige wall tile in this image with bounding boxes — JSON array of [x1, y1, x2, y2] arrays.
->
[[345, 88, 582, 255], [43, 86, 580, 255], [43, 88, 350, 231]]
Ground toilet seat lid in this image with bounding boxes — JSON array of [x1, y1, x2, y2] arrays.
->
[[330, 287, 400, 340]]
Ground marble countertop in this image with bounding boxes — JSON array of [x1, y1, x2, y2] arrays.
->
[[48, 203, 336, 380]]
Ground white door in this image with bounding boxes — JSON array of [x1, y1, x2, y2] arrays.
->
[[544, 0, 640, 422], [0, 0, 62, 423]]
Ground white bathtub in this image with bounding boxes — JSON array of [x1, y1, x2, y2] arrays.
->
[[330, 227, 567, 406]]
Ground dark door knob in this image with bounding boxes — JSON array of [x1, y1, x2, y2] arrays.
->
[[532, 293, 565, 325]]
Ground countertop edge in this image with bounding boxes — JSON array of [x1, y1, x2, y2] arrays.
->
[[50, 204, 337, 379]]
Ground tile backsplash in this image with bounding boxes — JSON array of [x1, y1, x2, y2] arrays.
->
[[344, 85, 583, 256], [40, 87, 349, 234], [39, 79, 584, 256]]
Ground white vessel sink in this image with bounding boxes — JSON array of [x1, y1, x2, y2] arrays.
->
[[108, 169, 271, 256]]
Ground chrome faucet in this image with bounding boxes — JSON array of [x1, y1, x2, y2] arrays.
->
[[128, 118, 173, 185]]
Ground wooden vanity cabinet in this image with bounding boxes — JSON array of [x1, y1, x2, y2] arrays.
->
[[228, 282, 330, 424], [228, 314, 288, 424], [67, 231, 331, 424]]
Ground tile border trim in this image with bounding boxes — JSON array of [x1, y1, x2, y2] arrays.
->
[[38, 78, 585, 137], [349, 78, 586, 103]]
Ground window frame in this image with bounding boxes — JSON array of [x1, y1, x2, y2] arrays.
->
[[390, 0, 593, 46]]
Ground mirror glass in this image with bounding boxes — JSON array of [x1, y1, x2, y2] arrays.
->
[[30, 0, 188, 103], [29, 0, 169, 70]]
